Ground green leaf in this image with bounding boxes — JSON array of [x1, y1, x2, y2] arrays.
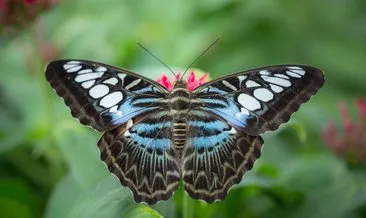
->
[[0, 180, 36, 218], [273, 154, 355, 218], [0, 198, 32, 218], [54, 126, 108, 190], [46, 171, 162, 218], [127, 205, 163, 218], [45, 173, 84, 218]]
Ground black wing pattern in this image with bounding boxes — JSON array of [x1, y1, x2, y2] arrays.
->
[[192, 65, 325, 135], [182, 65, 324, 202], [182, 109, 263, 203], [46, 60, 325, 204], [45, 59, 169, 131], [98, 111, 181, 204], [46, 60, 178, 204]]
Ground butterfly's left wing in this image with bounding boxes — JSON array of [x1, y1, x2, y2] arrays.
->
[[45, 59, 169, 132], [192, 65, 325, 135], [98, 111, 181, 205], [46, 60, 179, 204]]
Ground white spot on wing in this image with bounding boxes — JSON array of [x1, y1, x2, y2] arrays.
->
[[78, 69, 93, 74], [99, 92, 123, 108], [126, 119, 133, 128], [237, 93, 261, 111], [75, 72, 104, 82], [109, 105, 118, 113], [235, 107, 250, 119], [118, 73, 126, 85], [270, 84, 283, 93], [66, 65, 82, 73], [63, 61, 81, 71], [66, 61, 80, 65], [254, 88, 274, 102], [109, 106, 123, 116], [288, 66, 305, 75], [118, 73, 126, 80], [95, 66, 107, 72], [81, 80, 95, 89], [261, 76, 291, 87], [238, 75, 247, 86], [241, 107, 250, 115], [274, 74, 289, 79], [103, 78, 118, 85], [286, 71, 301, 78], [229, 127, 237, 134], [125, 79, 141, 90], [89, 84, 109, 98], [245, 80, 260, 88], [124, 130, 131, 137], [63, 64, 75, 70], [222, 80, 237, 91], [259, 70, 270, 75], [124, 119, 134, 137]]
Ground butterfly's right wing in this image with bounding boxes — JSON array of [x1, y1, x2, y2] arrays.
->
[[182, 109, 263, 203], [192, 65, 324, 135], [45, 59, 169, 131]]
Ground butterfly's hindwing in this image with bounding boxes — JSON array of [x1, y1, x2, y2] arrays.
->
[[98, 111, 181, 204], [182, 109, 263, 203], [45, 60, 169, 131], [193, 65, 325, 135]]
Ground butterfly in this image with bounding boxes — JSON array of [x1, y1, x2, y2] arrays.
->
[[45, 59, 324, 204]]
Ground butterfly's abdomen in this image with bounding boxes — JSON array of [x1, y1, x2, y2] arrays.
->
[[170, 87, 190, 149], [172, 121, 187, 149]]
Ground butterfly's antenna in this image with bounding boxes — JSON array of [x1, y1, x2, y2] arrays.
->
[[137, 41, 176, 77], [181, 36, 221, 79]]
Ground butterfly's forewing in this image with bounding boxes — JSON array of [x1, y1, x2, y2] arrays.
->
[[98, 111, 181, 204], [192, 65, 325, 135], [182, 109, 263, 203], [45, 59, 169, 131]]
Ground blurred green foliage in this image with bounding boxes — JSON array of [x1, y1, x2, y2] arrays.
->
[[1, 0, 366, 218]]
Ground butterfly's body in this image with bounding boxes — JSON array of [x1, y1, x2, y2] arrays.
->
[[46, 59, 324, 204], [169, 82, 195, 149]]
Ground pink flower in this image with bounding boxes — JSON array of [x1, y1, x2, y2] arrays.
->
[[156, 71, 209, 92], [24, 0, 37, 5], [156, 74, 174, 92], [0, 0, 5, 9], [323, 98, 366, 165], [186, 71, 209, 92], [356, 98, 366, 118]]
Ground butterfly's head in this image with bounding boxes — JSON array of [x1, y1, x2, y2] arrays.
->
[[172, 72, 187, 88], [156, 71, 208, 92]]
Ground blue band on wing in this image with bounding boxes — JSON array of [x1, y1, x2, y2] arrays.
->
[[128, 133, 171, 149], [190, 131, 229, 149], [131, 122, 171, 135]]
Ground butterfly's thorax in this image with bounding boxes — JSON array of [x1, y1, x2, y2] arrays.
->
[[170, 81, 190, 149]]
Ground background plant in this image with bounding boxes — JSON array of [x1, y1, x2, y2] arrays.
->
[[1, 0, 366, 218]]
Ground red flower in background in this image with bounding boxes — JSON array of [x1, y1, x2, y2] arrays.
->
[[323, 98, 366, 165], [0, 0, 59, 33], [156, 71, 209, 92], [24, 0, 37, 4], [0, 0, 60, 71]]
